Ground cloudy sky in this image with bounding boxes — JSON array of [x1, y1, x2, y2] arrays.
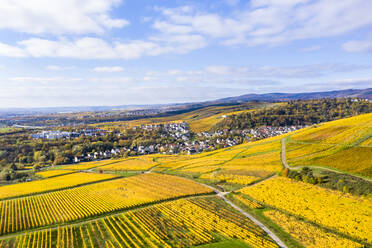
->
[[0, 0, 371, 108]]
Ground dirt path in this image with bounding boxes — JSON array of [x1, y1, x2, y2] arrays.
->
[[281, 138, 289, 169], [145, 165, 158, 174], [291, 165, 372, 182], [199, 182, 288, 248]]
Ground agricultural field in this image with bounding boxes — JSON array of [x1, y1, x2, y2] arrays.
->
[[156, 135, 286, 190], [264, 210, 363, 248], [35, 169, 76, 178], [97, 156, 158, 171], [285, 113, 372, 177], [0, 197, 279, 248], [231, 194, 263, 209], [290, 113, 372, 145], [200, 171, 261, 185], [0, 172, 118, 200], [0, 173, 212, 235], [0, 127, 19, 133], [61, 159, 123, 170], [0, 113, 371, 248], [240, 176, 372, 244]]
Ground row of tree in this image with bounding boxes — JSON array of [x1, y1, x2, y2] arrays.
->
[[213, 98, 372, 131]]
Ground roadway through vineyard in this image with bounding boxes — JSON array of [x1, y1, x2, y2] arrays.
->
[[198, 181, 288, 248]]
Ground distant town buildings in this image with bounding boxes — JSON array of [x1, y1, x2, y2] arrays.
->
[[31, 129, 108, 140], [31, 122, 306, 162]]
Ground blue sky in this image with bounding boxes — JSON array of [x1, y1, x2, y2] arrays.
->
[[0, 0, 371, 108]]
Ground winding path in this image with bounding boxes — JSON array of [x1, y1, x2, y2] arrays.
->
[[281, 138, 289, 169], [200, 182, 288, 248]]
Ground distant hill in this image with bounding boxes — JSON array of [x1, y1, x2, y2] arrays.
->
[[216, 88, 372, 103], [0, 88, 370, 117]]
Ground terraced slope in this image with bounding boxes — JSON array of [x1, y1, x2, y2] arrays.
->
[[1, 113, 369, 248], [152, 134, 293, 190], [0, 172, 118, 200], [0, 173, 212, 235], [286, 113, 372, 177], [0, 197, 278, 248], [239, 176, 370, 246]]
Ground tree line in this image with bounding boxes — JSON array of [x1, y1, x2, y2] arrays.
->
[[213, 98, 372, 131]]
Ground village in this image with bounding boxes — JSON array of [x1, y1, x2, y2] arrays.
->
[[31, 129, 109, 139], [69, 122, 305, 163]]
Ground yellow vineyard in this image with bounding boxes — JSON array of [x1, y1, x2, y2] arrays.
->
[[240, 176, 372, 243], [0, 173, 212, 235], [286, 113, 372, 176], [264, 210, 363, 248], [0, 172, 118, 200], [3, 197, 278, 248], [35, 169, 75, 178], [157, 136, 286, 186], [98, 156, 158, 171], [62, 159, 123, 170], [232, 194, 263, 209], [0, 112, 370, 248]]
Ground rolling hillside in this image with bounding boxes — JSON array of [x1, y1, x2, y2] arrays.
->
[[0, 113, 370, 248], [86, 113, 372, 186], [286, 113, 372, 177], [93, 101, 274, 132]]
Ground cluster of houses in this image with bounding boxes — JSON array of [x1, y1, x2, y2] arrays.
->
[[31, 129, 108, 140], [67, 124, 306, 163], [134, 122, 191, 141], [74, 148, 121, 163], [197, 125, 305, 141], [243, 126, 306, 140], [134, 138, 238, 155]]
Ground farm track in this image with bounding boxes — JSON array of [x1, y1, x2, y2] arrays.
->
[[281, 139, 289, 169], [198, 181, 288, 248], [291, 165, 372, 182]]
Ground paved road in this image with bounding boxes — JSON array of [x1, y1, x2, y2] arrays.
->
[[281, 138, 289, 169], [200, 182, 288, 248]]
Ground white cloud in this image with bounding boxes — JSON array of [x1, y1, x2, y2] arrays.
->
[[152, 64, 369, 79], [342, 40, 372, 53], [301, 45, 322, 52], [0, 42, 27, 57], [154, 0, 372, 46], [89, 77, 133, 83], [0, 0, 128, 35], [205, 66, 232, 75], [0, 35, 206, 59], [2, 63, 370, 108], [9, 77, 83, 82], [46, 65, 75, 71], [330, 78, 372, 85], [93, 66, 124, 72]]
